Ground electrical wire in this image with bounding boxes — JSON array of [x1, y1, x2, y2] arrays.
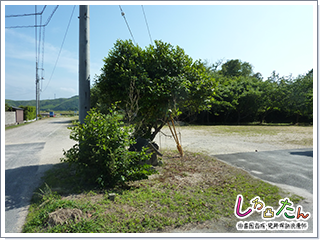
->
[[35, 5, 38, 69], [42, 5, 76, 93], [37, 12, 43, 65], [119, 5, 136, 45], [44, 5, 58, 26], [141, 5, 153, 45], [5, 5, 47, 17], [40, 27, 46, 91], [6, 5, 59, 29]]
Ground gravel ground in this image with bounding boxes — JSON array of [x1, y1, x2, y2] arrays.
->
[[154, 125, 313, 155]]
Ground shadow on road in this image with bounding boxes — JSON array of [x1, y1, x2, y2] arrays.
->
[[50, 120, 73, 124], [290, 150, 313, 157], [49, 119, 77, 128], [5, 163, 56, 211]]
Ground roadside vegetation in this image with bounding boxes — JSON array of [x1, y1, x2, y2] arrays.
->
[[61, 107, 156, 188], [22, 150, 303, 233], [5, 121, 34, 130]]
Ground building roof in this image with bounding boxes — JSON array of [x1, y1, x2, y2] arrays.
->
[[11, 107, 24, 110]]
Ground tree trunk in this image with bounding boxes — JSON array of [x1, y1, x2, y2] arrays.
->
[[150, 122, 166, 141]]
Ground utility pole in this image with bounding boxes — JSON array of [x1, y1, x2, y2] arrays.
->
[[79, 5, 90, 124], [36, 62, 39, 120]]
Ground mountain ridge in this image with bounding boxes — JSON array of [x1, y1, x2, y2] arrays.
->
[[5, 95, 79, 111]]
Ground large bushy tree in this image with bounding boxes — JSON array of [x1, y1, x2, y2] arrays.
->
[[209, 60, 263, 123], [258, 71, 290, 123], [286, 69, 313, 123], [94, 39, 216, 140], [219, 59, 254, 78], [212, 75, 262, 124]]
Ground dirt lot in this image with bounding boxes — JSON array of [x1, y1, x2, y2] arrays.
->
[[155, 125, 313, 155]]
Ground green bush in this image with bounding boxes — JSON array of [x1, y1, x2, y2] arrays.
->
[[19, 105, 36, 120], [61, 107, 156, 188], [5, 103, 12, 111]]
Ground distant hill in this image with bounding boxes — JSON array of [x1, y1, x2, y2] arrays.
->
[[5, 95, 79, 111]]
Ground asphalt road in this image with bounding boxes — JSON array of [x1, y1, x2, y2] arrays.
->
[[213, 148, 313, 194], [4, 117, 76, 233], [212, 148, 314, 234]]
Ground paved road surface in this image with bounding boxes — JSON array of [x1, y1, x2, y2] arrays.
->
[[5, 117, 76, 233], [211, 148, 314, 234], [213, 148, 313, 194]]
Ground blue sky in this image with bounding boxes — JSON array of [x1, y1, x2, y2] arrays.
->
[[3, 1, 316, 101]]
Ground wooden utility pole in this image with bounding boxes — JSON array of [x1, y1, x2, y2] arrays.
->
[[79, 5, 90, 124]]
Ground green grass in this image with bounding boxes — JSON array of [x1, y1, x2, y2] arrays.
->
[[22, 151, 302, 233], [5, 121, 33, 130]]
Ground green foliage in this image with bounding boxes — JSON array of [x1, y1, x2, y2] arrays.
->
[[219, 59, 254, 78], [286, 69, 313, 122], [61, 107, 156, 188], [257, 70, 313, 124], [5, 103, 12, 111], [194, 62, 313, 124], [95, 39, 216, 140], [211, 75, 262, 123], [19, 105, 37, 120], [257, 71, 290, 123]]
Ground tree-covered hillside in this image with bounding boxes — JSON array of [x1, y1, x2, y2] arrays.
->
[[5, 95, 79, 111]]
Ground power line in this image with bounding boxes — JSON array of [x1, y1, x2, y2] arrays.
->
[[42, 5, 76, 93], [35, 6, 45, 76], [5, 5, 47, 18], [34, 6, 46, 85], [119, 5, 136, 45], [35, 5, 38, 65], [6, 5, 59, 29], [44, 6, 59, 26], [39, 12, 46, 92], [141, 5, 153, 45], [37, 8, 43, 64], [40, 27, 46, 86]]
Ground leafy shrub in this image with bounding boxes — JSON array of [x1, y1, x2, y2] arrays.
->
[[19, 105, 36, 120], [61, 107, 156, 188], [5, 103, 13, 111]]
